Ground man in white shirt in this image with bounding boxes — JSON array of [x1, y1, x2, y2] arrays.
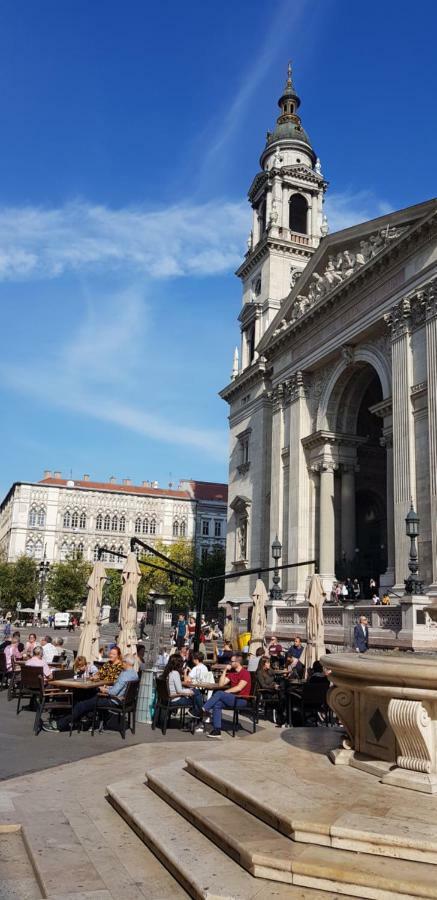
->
[[41, 636, 57, 664], [186, 652, 211, 684]]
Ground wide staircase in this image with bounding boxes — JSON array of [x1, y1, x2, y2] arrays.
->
[[107, 734, 437, 900]]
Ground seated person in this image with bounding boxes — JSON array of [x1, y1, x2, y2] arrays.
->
[[163, 655, 203, 719], [25, 646, 52, 680], [247, 647, 264, 672], [25, 633, 39, 655], [136, 644, 146, 671], [217, 641, 233, 663], [203, 653, 251, 738], [308, 660, 330, 683], [5, 633, 23, 671], [155, 646, 169, 668], [286, 636, 305, 678], [186, 652, 210, 684], [46, 654, 139, 732], [41, 636, 57, 664], [53, 638, 74, 666], [255, 655, 284, 726], [267, 635, 284, 666], [73, 655, 98, 679], [93, 646, 123, 684]]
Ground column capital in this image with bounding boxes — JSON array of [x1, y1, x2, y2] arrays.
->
[[320, 461, 338, 474], [426, 277, 437, 321], [384, 296, 411, 340]]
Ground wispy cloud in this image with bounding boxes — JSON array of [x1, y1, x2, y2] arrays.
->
[[0, 199, 249, 281], [325, 190, 393, 233], [0, 288, 227, 462], [199, 0, 311, 176]]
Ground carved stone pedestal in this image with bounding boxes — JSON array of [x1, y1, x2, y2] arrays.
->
[[323, 652, 437, 794]]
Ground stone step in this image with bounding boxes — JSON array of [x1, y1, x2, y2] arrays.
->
[[107, 777, 355, 900], [185, 752, 437, 865], [144, 762, 437, 899]]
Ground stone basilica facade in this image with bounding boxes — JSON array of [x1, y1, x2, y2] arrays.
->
[[221, 65, 437, 614]]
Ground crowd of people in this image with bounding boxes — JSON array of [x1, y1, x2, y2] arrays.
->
[[328, 577, 391, 605]]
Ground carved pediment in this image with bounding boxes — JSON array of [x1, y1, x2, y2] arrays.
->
[[272, 225, 407, 337]]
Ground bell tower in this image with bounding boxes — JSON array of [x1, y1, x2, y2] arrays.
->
[[235, 63, 328, 374]]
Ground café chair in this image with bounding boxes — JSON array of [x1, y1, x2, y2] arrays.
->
[[7, 656, 21, 701], [151, 676, 195, 735], [90, 679, 140, 739], [16, 666, 42, 715], [34, 674, 74, 736], [231, 673, 257, 737], [287, 681, 330, 727], [0, 652, 13, 692]]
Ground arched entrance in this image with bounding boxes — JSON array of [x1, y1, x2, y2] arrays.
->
[[314, 359, 389, 594]]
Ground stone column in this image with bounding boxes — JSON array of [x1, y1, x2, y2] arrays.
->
[[426, 283, 437, 592], [269, 383, 284, 580], [381, 432, 395, 588], [319, 461, 337, 587], [286, 373, 311, 600], [385, 299, 416, 589], [340, 464, 356, 562]]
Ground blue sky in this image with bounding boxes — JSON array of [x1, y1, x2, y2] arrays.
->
[[1, 0, 436, 497]]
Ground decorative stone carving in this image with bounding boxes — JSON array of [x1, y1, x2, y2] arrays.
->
[[285, 226, 406, 326], [328, 686, 355, 748], [387, 699, 435, 775], [290, 266, 302, 288], [384, 297, 411, 339]]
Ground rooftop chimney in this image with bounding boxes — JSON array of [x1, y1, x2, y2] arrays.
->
[[83, 474, 90, 482], [152, 480, 159, 489], [43, 470, 52, 480], [109, 476, 117, 484], [123, 478, 132, 486], [142, 480, 150, 487], [54, 470, 62, 479]]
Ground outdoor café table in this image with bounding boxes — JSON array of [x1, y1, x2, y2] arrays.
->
[[50, 678, 104, 690]]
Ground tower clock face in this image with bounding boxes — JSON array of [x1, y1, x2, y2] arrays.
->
[[254, 276, 262, 297]]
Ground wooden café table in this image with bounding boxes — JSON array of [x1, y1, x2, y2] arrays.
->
[[51, 678, 104, 690]]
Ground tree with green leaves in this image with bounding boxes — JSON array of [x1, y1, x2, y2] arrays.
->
[[10, 555, 39, 610], [0, 559, 14, 610], [102, 568, 122, 608], [46, 556, 92, 612]]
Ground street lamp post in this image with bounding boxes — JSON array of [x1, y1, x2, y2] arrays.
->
[[270, 536, 283, 601], [404, 502, 424, 595], [36, 558, 50, 617]]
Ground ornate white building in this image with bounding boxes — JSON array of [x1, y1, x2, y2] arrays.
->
[[221, 65, 437, 615], [0, 472, 227, 567]]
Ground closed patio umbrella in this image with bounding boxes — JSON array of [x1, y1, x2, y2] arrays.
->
[[77, 561, 106, 663], [249, 579, 268, 656], [304, 574, 325, 674], [118, 551, 141, 668]]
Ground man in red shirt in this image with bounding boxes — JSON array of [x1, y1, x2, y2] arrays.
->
[[203, 653, 251, 738]]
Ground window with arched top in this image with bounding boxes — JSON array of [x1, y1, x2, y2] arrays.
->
[[258, 200, 266, 235], [180, 521, 186, 537], [103, 514, 111, 532], [79, 512, 86, 529], [118, 544, 124, 557], [26, 540, 35, 557], [111, 515, 118, 532], [37, 508, 45, 527], [34, 541, 43, 560], [94, 545, 100, 561], [289, 194, 308, 235], [28, 507, 38, 527], [134, 516, 141, 534], [119, 516, 126, 533], [71, 511, 79, 528], [63, 510, 71, 529], [96, 513, 103, 530], [173, 520, 179, 537], [101, 545, 108, 562], [77, 543, 84, 559], [142, 518, 149, 534], [60, 542, 69, 561], [150, 519, 156, 535]]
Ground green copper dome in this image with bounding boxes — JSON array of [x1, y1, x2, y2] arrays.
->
[[262, 63, 315, 161]]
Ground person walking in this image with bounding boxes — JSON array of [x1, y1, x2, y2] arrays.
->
[[175, 614, 188, 650], [353, 615, 369, 653], [139, 614, 147, 640]]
